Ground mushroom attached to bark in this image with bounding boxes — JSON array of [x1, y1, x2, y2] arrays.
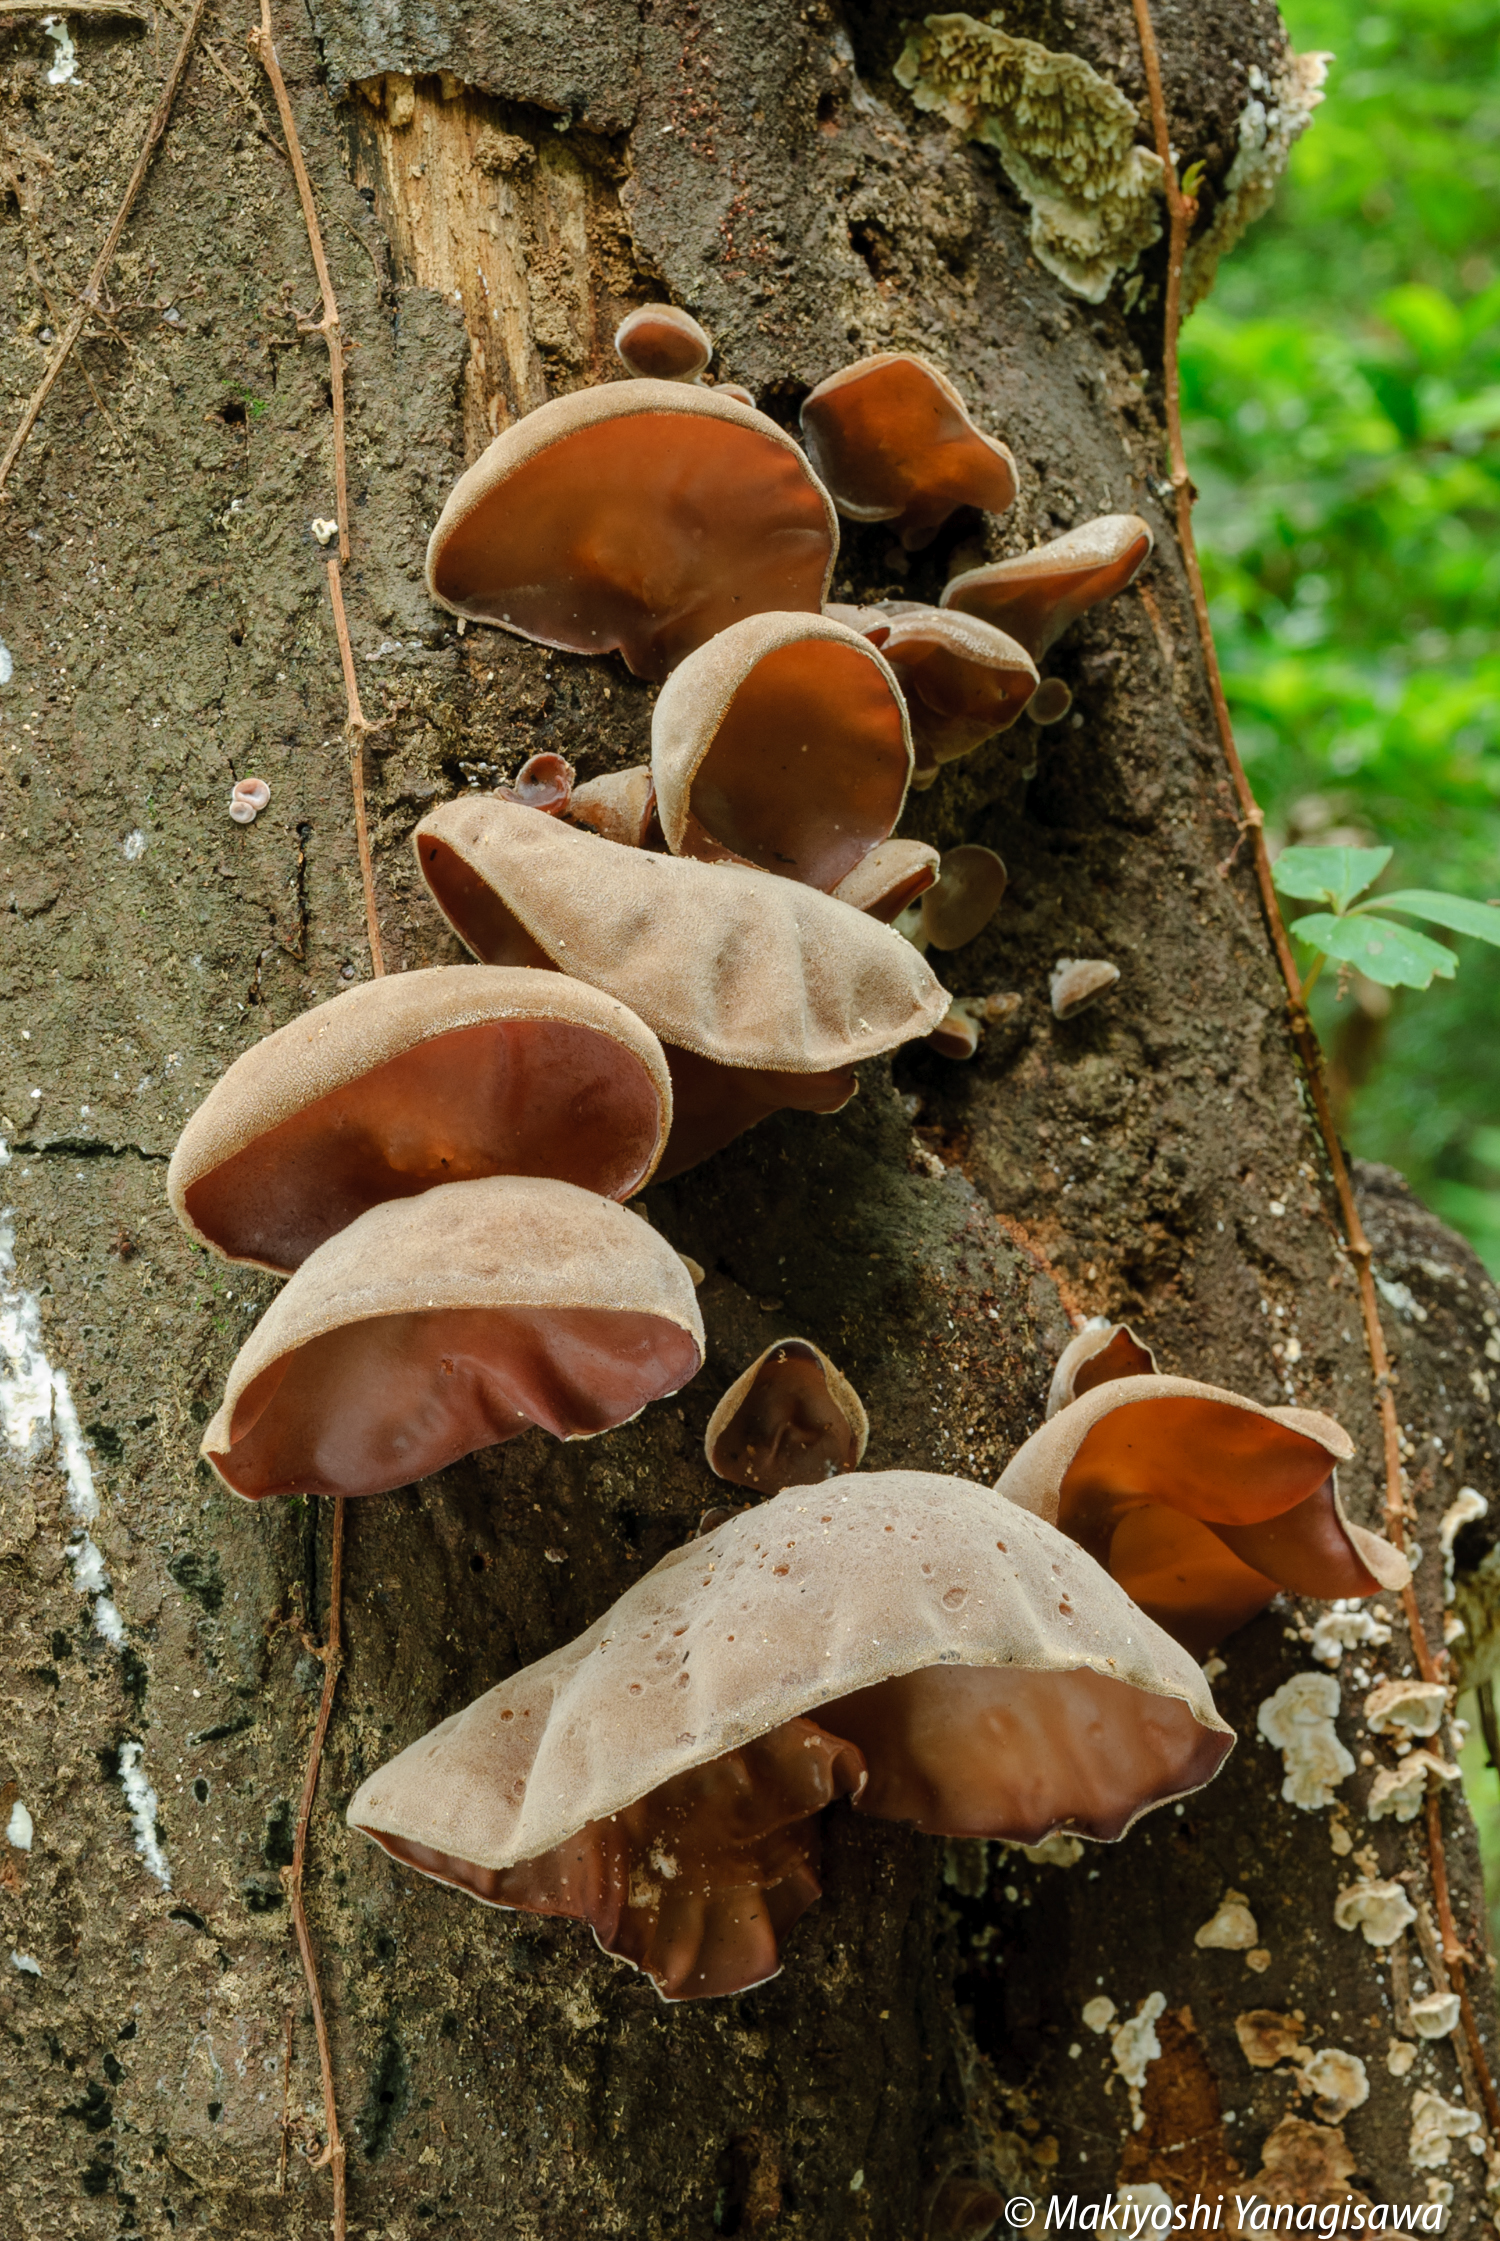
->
[[867, 608, 1038, 786], [168, 967, 673, 1274], [413, 796, 949, 1178], [565, 765, 658, 850], [996, 1376, 1410, 1657], [830, 838, 940, 922], [201, 1177, 705, 1501], [348, 1469, 1233, 2000], [705, 1339, 869, 1493], [927, 993, 1022, 1061], [651, 611, 912, 890], [1051, 957, 1120, 1019], [942, 515, 1154, 661], [800, 353, 1018, 550], [1028, 678, 1073, 726], [614, 303, 712, 383], [1046, 1319, 1157, 1418], [920, 845, 1008, 952], [425, 383, 838, 681], [502, 751, 575, 814]]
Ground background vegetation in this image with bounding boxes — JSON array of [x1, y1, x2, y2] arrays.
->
[[1184, 0, 1500, 1270]]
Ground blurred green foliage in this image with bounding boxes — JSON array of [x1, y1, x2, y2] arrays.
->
[[1181, 0, 1500, 1271]]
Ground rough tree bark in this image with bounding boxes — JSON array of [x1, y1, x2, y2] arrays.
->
[[3, 2, 1499, 2236]]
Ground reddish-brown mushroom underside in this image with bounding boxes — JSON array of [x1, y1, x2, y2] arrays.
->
[[651, 611, 912, 891], [942, 514, 1154, 661], [202, 1177, 705, 1502], [424, 382, 839, 682], [348, 1471, 1231, 2000], [997, 1373, 1410, 1656], [167, 966, 672, 1274], [800, 353, 1018, 550], [704, 1338, 869, 1493]]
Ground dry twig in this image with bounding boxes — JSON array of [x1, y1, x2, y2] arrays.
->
[[1130, 0, 1500, 2139], [326, 556, 387, 979], [0, 0, 208, 497], [247, 0, 348, 559]]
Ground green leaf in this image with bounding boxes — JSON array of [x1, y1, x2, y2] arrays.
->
[[1271, 844, 1393, 911], [1372, 890, 1500, 946], [1290, 912, 1458, 990]]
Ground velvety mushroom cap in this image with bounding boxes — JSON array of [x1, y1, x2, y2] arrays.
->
[[348, 1470, 1231, 2000], [651, 612, 912, 891], [876, 608, 1038, 775], [705, 1338, 869, 1493], [942, 515, 1154, 660], [202, 1177, 705, 1502], [800, 354, 1019, 551], [565, 766, 657, 849], [921, 846, 1009, 952], [167, 968, 673, 1274], [831, 838, 939, 923], [413, 797, 948, 1175], [1051, 958, 1120, 1019], [996, 1377, 1410, 1656], [424, 382, 838, 682], [614, 303, 711, 383], [1046, 1320, 1156, 1418]]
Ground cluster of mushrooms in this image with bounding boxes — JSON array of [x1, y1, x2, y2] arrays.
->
[[165, 315, 1409, 2002]]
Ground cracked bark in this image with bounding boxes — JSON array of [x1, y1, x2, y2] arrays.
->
[[2, 2, 1499, 2236]]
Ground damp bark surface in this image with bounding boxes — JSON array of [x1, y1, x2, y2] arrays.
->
[[1, 3, 1498, 2237]]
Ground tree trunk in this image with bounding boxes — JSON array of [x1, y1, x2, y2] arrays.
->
[[3, 3, 1499, 2236]]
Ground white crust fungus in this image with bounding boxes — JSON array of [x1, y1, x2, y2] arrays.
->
[[1333, 1877, 1417, 1947], [1257, 1672, 1354, 1810]]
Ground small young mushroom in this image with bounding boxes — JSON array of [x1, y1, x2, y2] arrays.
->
[[704, 1338, 869, 1492], [942, 515, 1154, 661], [168, 967, 673, 1273], [425, 383, 838, 681], [873, 608, 1038, 784], [996, 1375, 1410, 1656], [229, 776, 271, 824], [564, 765, 658, 849], [830, 837, 940, 922], [348, 1469, 1231, 2000], [927, 993, 1022, 1061], [1046, 1319, 1157, 1418], [502, 751, 574, 814], [413, 795, 949, 1177], [651, 611, 912, 891], [800, 353, 1018, 550], [614, 303, 712, 383], [920, 845, 1008, 952], [1051, 957, 1120, 1019], [201, 1176, 705, 1501], [1028, 678, 1073, 725], [713, 381, 757, 409]]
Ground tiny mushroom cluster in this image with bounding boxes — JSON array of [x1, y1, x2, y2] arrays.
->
[[177, 308, 1391, 2006]]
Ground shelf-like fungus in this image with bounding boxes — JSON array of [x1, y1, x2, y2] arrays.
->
[[167, 967, 673, 1274], [997, 1376, 1410, 1655], [704, 1338, 869, 1493], [348, 1471, 1232, 2001], [869, 608, 1038, 785], [201, 1177, 705, 1502], [413, 796, 948, 1176], [1046, 1318, 1157, 1417], [920, 845, 1009, 953], [1051, 957, 1120, 1019], [565, 765, 658, 849], [651, 611, 912, 890], [501, 751, 575, 815], [830, 837, 940, 922], [800, 353, 1018, 550], [425, 383, 839, 681], [614, 303, 712, 384], [942, 515, 1153, 661]]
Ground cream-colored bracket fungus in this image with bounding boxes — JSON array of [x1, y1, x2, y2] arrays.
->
[[413, 797, 949, 1178], [704, 1339, 869, 1494], [943, 515, 1154, 661], [168, 967, 673, 1274], [800, 353, 1018, 550], [348, 1471, 1232, 2001], [425, 383, 838, 681], [201, 1177, 705, 1502], [651, 611, 912, 891], [998, 1368, 1409, 1656]]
